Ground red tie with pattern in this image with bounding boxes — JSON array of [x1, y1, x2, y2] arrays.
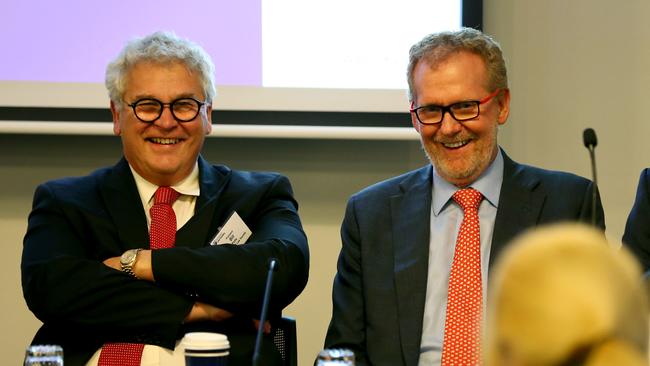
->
[[441, 188, 484, 365], [98, 186, 180, 366], [149, 187, 181, 250]]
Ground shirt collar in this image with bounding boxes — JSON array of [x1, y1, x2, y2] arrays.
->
[[129, 163, 201, 205], [431, 148, 504, 216]]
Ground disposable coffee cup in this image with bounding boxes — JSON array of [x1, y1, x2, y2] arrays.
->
[[181, 332, 230, 366]]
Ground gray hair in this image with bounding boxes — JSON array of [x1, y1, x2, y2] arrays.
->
[[407, 27, 507, 102], [105, 31, 216, 106]]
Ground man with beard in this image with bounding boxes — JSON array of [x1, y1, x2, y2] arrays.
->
[[324, 28, 604, 366]]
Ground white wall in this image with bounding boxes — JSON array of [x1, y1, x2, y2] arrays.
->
[[3, 1, 650, 364], [486, 0, 650, 242]]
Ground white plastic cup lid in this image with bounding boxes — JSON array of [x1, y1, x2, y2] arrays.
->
[[181, 332, 230, 351]]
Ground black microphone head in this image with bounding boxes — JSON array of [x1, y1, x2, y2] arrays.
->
[[583, 128, 598, 148]]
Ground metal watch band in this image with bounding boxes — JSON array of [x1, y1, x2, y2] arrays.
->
[[122, 265, 137, 278]]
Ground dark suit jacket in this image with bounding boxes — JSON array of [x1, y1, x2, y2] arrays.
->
[[623, 168, 650, 271], [324, 150, 604, 366], [21, 156, 309, 366]]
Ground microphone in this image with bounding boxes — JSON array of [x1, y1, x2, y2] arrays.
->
[[582, 128, 599, 227], [252, 258, 278, 366]]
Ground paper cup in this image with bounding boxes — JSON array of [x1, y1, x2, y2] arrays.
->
[[181, 332, 230, 366]]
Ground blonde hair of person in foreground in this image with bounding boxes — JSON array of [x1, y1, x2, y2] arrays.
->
[[487, 223, 649, 366]]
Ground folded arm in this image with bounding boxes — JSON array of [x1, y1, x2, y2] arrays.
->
[[22, 184, 193, 343], [150, 174, 309, 317]]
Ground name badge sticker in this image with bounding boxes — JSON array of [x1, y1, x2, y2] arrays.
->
[[210, 211, 252, 245]]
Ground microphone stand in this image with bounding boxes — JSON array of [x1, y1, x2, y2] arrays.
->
[[587, 144, 598, 227], [252, 258, 277, 366], [583, 128, 599, 227]]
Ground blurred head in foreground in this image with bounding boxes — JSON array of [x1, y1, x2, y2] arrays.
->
[[488, 223, 649, 366]]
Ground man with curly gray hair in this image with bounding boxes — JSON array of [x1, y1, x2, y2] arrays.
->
[[324, 28, 604, 365], [22, 31, 308, 366]]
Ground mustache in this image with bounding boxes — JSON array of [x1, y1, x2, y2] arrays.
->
[[434, 133, 477, 145]]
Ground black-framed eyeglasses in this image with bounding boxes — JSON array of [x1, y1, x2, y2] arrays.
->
[[410, 89, 501, 125], [127, 97, 207, 123]]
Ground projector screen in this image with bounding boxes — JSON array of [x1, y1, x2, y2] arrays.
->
[[0, 0, 481, 129]]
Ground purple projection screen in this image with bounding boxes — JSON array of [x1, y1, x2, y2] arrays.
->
[[0, 0, 261, 85]]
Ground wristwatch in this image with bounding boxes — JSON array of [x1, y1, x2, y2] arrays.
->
[[120, 248, 143, 278]]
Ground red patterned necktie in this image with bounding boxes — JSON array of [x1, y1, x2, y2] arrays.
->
[[149, 187, 181, 249], [98, 186, 180, 366], [441, 188, 484, 365]]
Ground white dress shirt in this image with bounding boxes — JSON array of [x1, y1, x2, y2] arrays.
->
[[86, 163, 200, 366]]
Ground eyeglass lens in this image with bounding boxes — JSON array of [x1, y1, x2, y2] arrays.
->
[[132, 98, 202, 122], [416, 101, 479, 124]]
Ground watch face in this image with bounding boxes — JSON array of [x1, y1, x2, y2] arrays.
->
[[121, 249, 138, 265]]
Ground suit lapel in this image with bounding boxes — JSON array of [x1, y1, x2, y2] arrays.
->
[[100, 156, 232, 252], [389, 152, 546, 364], [175, 156, 231, 248], [391, 166, 432, 366], [100, 158, 149, 251], [490, 152, 545, 266]]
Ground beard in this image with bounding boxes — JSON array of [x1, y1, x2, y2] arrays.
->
[[420, 126, 499, 186]]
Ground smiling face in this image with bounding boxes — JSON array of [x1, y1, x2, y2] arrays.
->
[[410, 51, 510, 187], [111, 61, 212, 186]]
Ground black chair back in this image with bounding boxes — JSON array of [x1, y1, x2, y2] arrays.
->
[[272, 316, 297, 366]]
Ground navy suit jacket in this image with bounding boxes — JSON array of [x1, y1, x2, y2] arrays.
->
[[324, 150, 604, 366], [623, 168, 650, 271], [21, 156, 309, 366]]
